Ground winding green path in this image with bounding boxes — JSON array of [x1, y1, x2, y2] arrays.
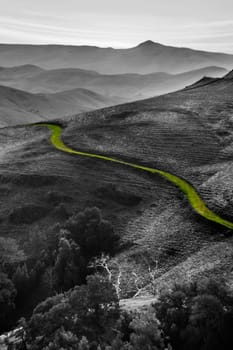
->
[[36, 123, 233, 230]]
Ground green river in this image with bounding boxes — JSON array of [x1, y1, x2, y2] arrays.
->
[[35, 123, 233, 231]]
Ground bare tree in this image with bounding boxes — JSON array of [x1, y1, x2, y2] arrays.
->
[[113, 269, 122, 298], [88, 254, 122, 298], [132, 271, 145, 298], [132, 257, 159, 298], [147, 263, 158, 295]]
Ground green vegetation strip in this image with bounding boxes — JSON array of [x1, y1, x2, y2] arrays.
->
[[36, 123, 233, 230]]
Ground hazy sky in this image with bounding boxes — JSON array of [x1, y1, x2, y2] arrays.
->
[[0, 0, 233, 53]]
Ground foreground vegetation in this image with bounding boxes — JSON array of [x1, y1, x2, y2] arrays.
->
[[0, 206, 120, 333], [1, 205, 233, 349], [6, 276, 233, 350]]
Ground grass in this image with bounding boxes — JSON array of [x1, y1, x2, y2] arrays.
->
[[35, 123, 233, 231]]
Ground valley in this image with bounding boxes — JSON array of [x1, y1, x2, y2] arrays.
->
[[1, 40, 233, 349], [1, 71, 233, 301]]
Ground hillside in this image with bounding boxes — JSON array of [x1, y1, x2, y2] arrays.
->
[[0, 70, 233, 310], [0, 42, 233, 74], [0, 85, 122, 127], [0, 64, 227, 101]]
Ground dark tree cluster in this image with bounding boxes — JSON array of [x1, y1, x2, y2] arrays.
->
[[22, 277, 233, 350], [0, 272, 17, 329], [155, 278, 233, 350], [23, 273, 169, 350], [64, 207, 120, 258], [0, 207, 120, 334], [3, 204, 233, 350], [25, 274, 120, 349], [52, 206, 120, 292]]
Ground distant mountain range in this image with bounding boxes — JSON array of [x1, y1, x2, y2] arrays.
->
[[0, 64, 228, 101], [0, 67, 231, 127], [0, 41, 232, 126], [0, 41, 233, 74]]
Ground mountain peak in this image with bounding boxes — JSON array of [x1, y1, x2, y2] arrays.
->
[[136, 40, 161, 48]]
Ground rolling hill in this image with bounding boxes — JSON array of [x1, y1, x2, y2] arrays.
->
[[0, 64, 227, 101], [0, 69, 233, 306], [0, 64, 44, 79], [0, 41, 233, 74], [0, 85, 122, 127]]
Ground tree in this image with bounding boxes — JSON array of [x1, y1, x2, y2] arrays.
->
[[0, 271, 17, 331], [25, 231, 47, 262], [78, 336, 90, 350], [12, 263, 30, 298], [27, 293, 72, 348], [183, 294, 224, 350], [26, 274, 119, 349], [155, 283, 191, 349], [154, 279, 233, 350], [0, 237, 25, 270], [106, 310, 168, 350], [45, 326, 79, 350], [86, 273, 119, 324], [69, 273, 119, 341], [53, 236, 85, 291], [65, 207, 120, 257], [129, 310, 166, 350], [88, 254, 122, 298]]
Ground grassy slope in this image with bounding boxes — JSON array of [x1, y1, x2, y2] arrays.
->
[[1, 77, 233, 300]]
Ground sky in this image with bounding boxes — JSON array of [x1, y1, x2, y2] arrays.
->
[[0, 0, 233, 53]]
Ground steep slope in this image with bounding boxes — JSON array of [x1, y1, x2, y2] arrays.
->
[[0, 72, 233, 302], [0, 85, 122, 127], [0, 65, 227, 100], [223, 70, 233, 79], [185, 76, 220, 89], [0, 42, 232, 74]]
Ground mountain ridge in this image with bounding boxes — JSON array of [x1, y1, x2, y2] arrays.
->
[[0, 42, 232, 74]]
